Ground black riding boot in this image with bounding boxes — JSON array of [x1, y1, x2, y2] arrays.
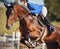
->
[[40, 15, 55, 32], [44, 17, 55, 32]]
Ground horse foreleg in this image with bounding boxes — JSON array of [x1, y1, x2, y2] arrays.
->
[[25, 34, 35, 47], [43, 32, 57, 43]]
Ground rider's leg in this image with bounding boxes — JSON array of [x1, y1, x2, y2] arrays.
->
[[41, 6, 54, 32]]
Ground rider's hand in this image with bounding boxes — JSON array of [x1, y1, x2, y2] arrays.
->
[[36, 14, 38, 16]]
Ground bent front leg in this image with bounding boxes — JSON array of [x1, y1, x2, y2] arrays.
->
[[43, 31, 57, 43]]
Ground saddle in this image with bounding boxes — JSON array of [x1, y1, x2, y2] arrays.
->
[[29, 13, 45, 27]]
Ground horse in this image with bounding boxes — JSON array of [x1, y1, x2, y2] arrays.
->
[[5, 3, 60, 49], [5, 3, 45, 48]]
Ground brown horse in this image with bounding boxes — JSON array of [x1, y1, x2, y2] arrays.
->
[[5, 3, 45, 47], [5, 3, 60, 49]]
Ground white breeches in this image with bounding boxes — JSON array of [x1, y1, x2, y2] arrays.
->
[[42, 6, 47, 17]]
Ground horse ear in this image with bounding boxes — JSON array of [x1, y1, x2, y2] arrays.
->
[[11, 3, 14, 8], [4, 3, 14, 9], [4, 3, 8, 9]]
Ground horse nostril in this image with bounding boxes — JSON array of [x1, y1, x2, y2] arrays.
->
[[6, 24, 12, 30], [6, 26, 10, 30]]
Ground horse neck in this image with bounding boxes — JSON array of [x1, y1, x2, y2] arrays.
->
[[14, 4, 42, 28], [14, 4, 29, 18]]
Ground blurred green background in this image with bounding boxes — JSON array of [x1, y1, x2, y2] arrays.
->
[[45, 0, 60, 21], [0, 0, 60, 34]]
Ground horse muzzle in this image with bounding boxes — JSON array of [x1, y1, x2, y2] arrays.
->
[[6, 24, 12, 30]]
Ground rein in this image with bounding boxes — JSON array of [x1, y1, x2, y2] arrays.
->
[[14, 9, 17, 21], [19, 13, 29, 20]]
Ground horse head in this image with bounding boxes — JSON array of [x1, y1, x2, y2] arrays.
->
[[5, 3, 29, 29], [5, 4, 18, 29]]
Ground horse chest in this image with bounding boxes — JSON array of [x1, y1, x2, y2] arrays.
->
[[24, 17, 40, 33]]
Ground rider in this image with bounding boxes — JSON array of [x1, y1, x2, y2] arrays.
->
[[24, 0, 55, 32]]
